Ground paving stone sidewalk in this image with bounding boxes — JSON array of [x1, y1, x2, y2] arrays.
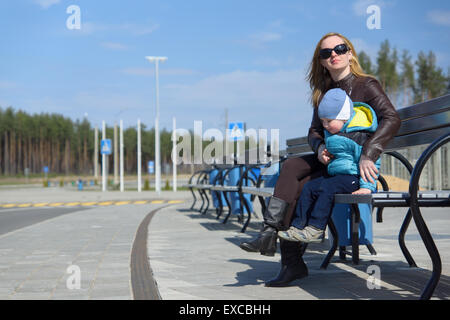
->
[[148, 203, 450, 300]]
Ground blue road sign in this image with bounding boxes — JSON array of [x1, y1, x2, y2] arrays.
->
[[101, 139, 112, 155], [148, 161, 155, 174], [228, 122, 244, 141], [43, 166, 49, 173]]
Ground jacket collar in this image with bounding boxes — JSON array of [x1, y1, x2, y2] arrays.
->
[[331, 72, 354, 96]]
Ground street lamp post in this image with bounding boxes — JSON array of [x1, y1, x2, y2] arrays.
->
[[145, 56, 167, 194]]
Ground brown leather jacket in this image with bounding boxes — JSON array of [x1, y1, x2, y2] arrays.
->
[[308, 73, 401, 162]]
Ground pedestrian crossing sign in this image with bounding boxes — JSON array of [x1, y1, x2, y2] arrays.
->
[[228, 122, 244, 141], [101, 139, 112, 155]]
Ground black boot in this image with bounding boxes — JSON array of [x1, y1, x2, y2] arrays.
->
[[239, 224, 277, 255], [265, 240, 308, 287], [239, 197, 289, 256]]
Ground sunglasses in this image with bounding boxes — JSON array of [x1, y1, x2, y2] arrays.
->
[[319, 44, 349, 59]]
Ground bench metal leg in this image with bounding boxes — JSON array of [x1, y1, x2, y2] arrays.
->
[[201, 190, 210, 215], [350, 204, 360, 265], [189, 188, 197, 210], [366, 243, 377, 256], [239, 191, 252, 233], [215, 191, 224, 219], [216, 206, 223, 219], [198, 189, 205, 212], [339, 246, 347, 260], [408, 132, 449, 299], [399, 208, 418, 267], [320, 218, 339, 269], [222, 192, 233, 224], [411, 205, 442, 300]]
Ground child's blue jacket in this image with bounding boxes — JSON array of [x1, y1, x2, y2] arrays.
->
[[324, 102, 381, 192]]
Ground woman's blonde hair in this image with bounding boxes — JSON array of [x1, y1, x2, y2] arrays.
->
[[306, 32, 373, 108]]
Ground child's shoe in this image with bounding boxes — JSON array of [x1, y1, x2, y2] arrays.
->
[[278, 225, 324, 243]]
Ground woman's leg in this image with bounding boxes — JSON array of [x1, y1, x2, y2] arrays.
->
[[239, 154, 325, 256], [274, 154, 326, 229], [265, 169, 327, 287]]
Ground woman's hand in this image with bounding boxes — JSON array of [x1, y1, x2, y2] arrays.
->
[[352, 188, 372, 195], [359, 154, 378, 184], [318, 144, 333, 165]]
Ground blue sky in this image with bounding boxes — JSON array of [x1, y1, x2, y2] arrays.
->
[[1, 0, 449, 144]]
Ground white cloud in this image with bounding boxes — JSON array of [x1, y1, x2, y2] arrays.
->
[[34, 0, 60, 9], [252, 58, 282, 67], [121, 68, 199, 77], [161, 68, 313, 140], [427, 10, 450, 27], [251, 32, 281, 44], [350, 38, 379, 61], [73, 22, 159, 36], [121, 23, 160, 36], [239, 32, 282, 49], [100, 42, 129, 51], [7, 68, 313, 142], [0, 81, 18, 89], [163, 69, 306, 109]]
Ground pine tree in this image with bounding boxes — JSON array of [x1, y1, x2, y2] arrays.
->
[[376, 40, 400, 105], [400, 49, 415, 107], [414, 51, 447, 102], [358, 51, 374, 75]]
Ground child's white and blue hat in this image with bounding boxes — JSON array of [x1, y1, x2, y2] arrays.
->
[[318, 88, 353, 120]]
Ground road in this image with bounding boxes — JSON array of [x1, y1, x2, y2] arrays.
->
[[0, 207, 89, 237]]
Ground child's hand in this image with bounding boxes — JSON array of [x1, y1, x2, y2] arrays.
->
[[318, 144, 333, 165], [352, 188, 372, 195]]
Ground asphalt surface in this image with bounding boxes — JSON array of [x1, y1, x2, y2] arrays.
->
[[0, 207, 88, 236]]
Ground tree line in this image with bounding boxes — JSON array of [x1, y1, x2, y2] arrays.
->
[[1, 39, 449, 177], [0, 109, 174, 176], [358, 39, 449, 107]]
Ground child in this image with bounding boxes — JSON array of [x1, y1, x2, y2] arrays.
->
[[278, 88, 380, 243]]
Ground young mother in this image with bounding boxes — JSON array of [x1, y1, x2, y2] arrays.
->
[[239, 32, 401, 287]]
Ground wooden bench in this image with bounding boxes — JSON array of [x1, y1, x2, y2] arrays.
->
[[239, 93, 450, 300]]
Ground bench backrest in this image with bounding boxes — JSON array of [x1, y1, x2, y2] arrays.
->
[[386, 94, 450, 150], [286, 93, 450, 157]]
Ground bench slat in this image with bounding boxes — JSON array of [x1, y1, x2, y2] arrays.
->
[[386, 126, 450, 150], [211, 186, 239, 192], [396, 110, 450, 137], [396, 94, 450, 121], [241, 186, 274, 197], [286, 136, 309, 146], [286, 145, 312, 155]]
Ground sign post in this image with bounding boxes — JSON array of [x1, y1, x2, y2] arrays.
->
[[120, 120, 124, 192], [43, 166, 49, 186], [148, 161, 155, 190], [101, 134, 112, 192], [137, 119, 142, 192], [172, 117, 177, 192]]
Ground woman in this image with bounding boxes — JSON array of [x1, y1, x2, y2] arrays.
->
[[239, 32, 401, 287]]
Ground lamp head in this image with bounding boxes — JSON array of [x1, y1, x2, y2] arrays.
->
[[145, 56, 168, 62]]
